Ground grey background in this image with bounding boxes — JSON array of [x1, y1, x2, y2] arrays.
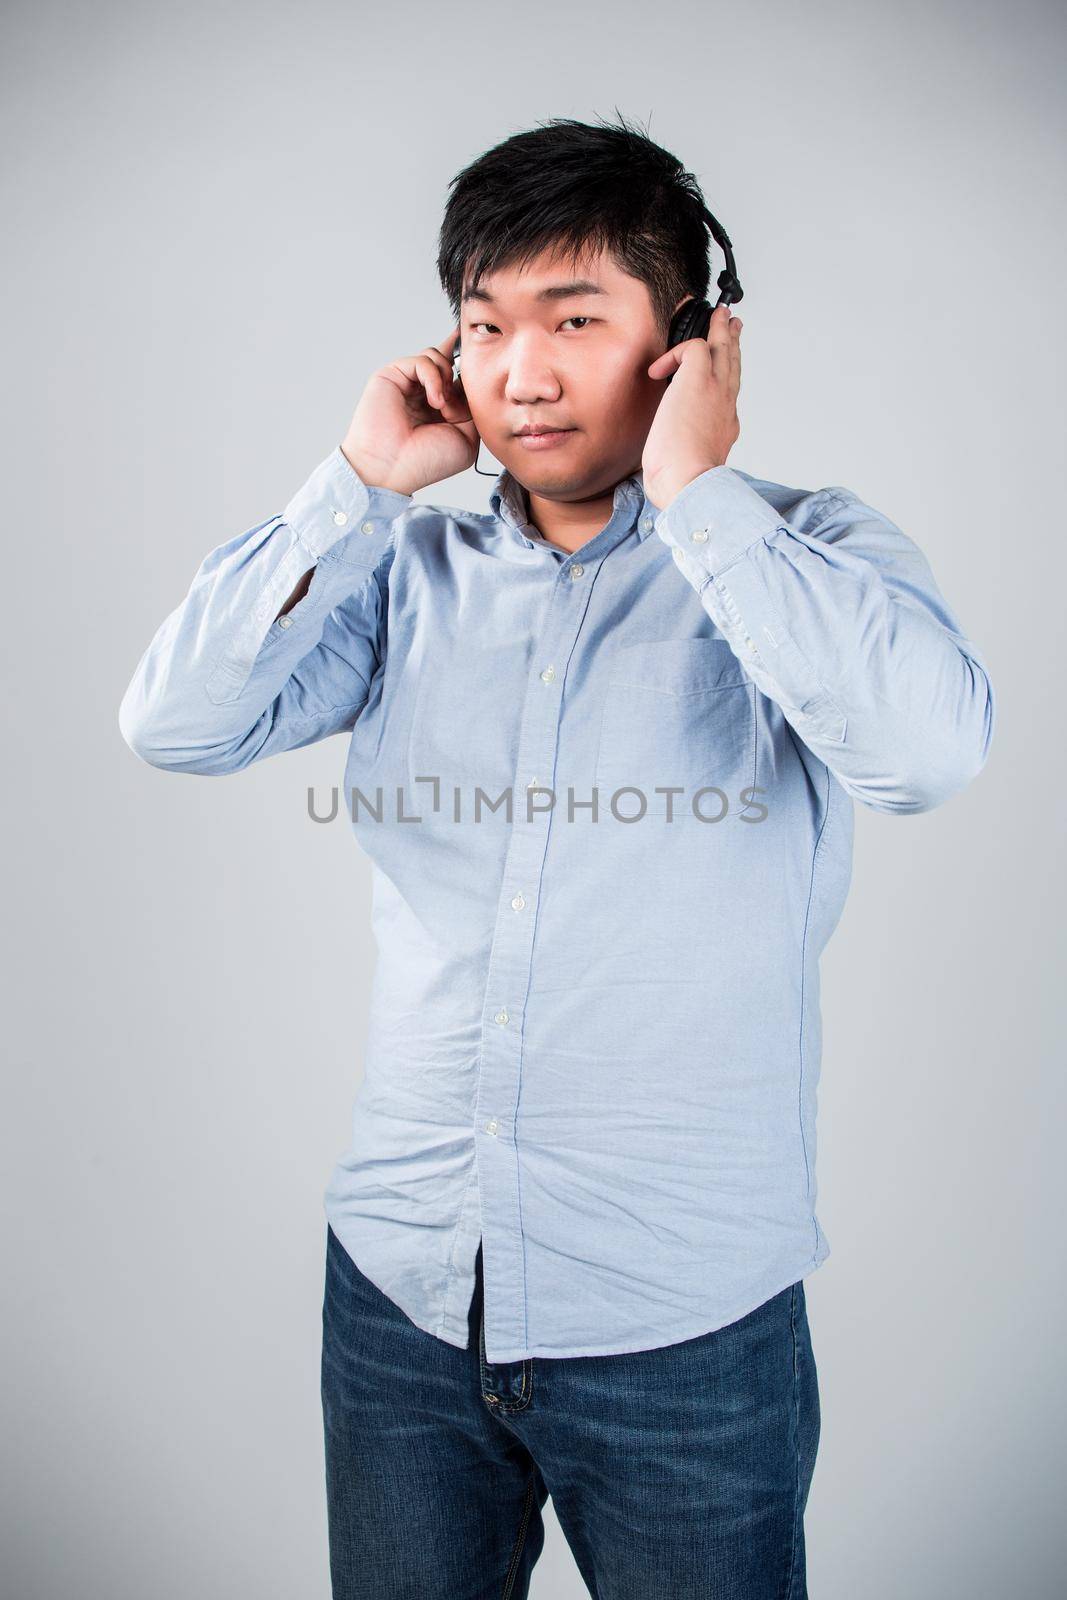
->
[[2, 0, 1063, 1594]]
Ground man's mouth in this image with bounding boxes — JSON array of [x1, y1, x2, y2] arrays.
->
[[514, 426, 576, 451]]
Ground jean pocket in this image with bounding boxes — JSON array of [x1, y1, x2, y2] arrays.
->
[[594, 638, 754, 819]]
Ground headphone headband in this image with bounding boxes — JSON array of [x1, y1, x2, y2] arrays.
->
[[699, 203, 743, 307]]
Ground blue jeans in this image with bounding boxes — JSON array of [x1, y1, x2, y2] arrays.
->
[[321, 1223, 820, 1598]]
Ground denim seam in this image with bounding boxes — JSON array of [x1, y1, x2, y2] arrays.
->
[[501, 1477, 537, 1600], [784, 1281, 803, 1600], [484, 1362, 533, 1416]]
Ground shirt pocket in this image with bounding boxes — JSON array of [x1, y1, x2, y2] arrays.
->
[[594, 638, 754, 819]]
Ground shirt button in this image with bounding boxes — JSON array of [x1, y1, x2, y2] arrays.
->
[[690, 528, 709, 543], [332, 509, 348, 526], [511, 893, 526, 911], [540, 665, 555, 684], [360, 521, 375, 535], [642, 516, 653, 530], [485, 1119, 499, 1136], [569, 563, 585, 580], [278, 616, 294, 629], [494, 1009, 509, 1026]]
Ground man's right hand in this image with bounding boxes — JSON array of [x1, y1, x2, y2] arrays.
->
[[340, 327, 481, 496]]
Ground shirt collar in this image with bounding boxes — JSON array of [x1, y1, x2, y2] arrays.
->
[[488, 464, 653, 546]]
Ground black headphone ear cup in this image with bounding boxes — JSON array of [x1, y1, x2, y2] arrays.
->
[[668, 299, 714, 348]]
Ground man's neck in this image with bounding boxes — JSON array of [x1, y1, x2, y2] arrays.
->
[[521, 473, 635, 554]]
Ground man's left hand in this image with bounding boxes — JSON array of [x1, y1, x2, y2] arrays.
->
[[641, 302, 743, 510]]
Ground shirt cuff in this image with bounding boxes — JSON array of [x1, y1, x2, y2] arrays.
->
[[282, 445, 414, 563], [652, 465, 785, 578]]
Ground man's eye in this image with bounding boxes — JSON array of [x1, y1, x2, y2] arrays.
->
[[470, 318, 593, 335]]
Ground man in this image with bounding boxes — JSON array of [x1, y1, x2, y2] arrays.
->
[[119, 113, 994, 1599]]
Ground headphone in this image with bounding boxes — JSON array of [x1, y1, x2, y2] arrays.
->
[[453, 203, 743, 474]]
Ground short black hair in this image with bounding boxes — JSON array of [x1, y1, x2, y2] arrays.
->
[[437, 111, 713, 342]]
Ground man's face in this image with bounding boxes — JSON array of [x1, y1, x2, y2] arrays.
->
[[459, 243, 688, 501]]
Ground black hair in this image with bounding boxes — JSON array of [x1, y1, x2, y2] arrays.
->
[[436, 111, 713, 342]]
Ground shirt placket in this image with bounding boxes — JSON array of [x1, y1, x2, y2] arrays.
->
[[474, 497, 638, 1362]]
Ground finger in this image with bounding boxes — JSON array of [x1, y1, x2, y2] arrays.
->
[[427, 345, 471, 417], [421, 349, 453, 382], [647, 342, 687, 380], [706, 302, 733, 335], [728, 315, 742, 392], [713, 309, 740, 391], [388, 353, 435, 395], [414, 352, 452, 410], [429, 335, 460, 400], [435, 326, 461, 362], [706, 302, 734, 381], [392, 350, 453, 404], [425, 345, 466, 408], [412, 350, 472, 422]]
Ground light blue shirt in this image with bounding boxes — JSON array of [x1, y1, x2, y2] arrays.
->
[[119, 445, 994, 1361]]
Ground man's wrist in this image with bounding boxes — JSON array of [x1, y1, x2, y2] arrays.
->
[[656, 459, 730, 512], [340, 442, 412, 496]]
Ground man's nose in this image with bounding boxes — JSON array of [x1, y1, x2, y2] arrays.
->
[[504, 346, 562, 404]]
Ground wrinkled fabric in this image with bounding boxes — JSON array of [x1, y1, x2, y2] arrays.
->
[[119, 446, 994, 1360]]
